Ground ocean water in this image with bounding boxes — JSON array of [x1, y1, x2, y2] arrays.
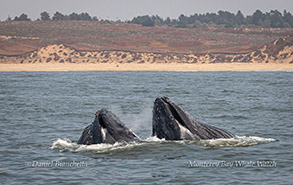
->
[[0, 71, 292, 184]]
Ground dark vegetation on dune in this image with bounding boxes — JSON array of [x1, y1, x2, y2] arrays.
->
[[8, 10, 293, 28]]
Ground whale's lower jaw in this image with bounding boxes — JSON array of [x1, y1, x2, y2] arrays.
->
[[177, 122, 197, 140]]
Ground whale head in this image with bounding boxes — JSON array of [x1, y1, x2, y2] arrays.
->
[[152, 97, 234, 140], [78, 109, 140, 145]]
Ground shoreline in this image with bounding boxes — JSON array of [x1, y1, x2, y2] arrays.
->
[[0, 63, 292, 72]]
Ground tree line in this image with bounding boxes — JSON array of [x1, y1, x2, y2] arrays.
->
[[10, 11, 98, 21], [7, 10, 293, 28], [129, 10, 293, 28]]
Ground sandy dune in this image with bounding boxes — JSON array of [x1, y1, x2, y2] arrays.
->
[[0, 36, 292, 72]]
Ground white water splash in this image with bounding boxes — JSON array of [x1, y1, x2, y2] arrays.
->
[[144, 136, 165, 142], [197, 136, 276, 147], [51, 138, 144, 153], [51, 136, 276, 153]]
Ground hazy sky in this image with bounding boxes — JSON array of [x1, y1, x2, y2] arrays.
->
[[1, 0, 293, 21]]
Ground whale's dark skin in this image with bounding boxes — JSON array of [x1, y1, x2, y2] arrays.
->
[[78, 109, 140, 145], [152, 97, 235, 140]]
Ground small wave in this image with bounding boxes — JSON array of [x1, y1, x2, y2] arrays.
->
[[51, 136, 276, 153], [197, 136, 276, 147]]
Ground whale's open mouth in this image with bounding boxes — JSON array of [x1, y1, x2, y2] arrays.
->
[[161, 97, 186, 127], [98, 112, 107, 128], [97, 113, 108, 141], [152, 97, 198, 140], [160, 97, 197, 139]]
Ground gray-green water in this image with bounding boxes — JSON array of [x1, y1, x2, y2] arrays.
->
[[0, 71, 292, 184]]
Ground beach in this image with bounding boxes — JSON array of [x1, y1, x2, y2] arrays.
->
[[0, 63, 292, 71]]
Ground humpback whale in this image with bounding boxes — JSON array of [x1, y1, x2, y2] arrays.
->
[[78, 109, 140, 145], [152, 97, 235, 140], [77, 97, 234, 145]]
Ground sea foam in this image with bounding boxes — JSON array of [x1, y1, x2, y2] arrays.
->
[[51, 136, 276, 153]]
